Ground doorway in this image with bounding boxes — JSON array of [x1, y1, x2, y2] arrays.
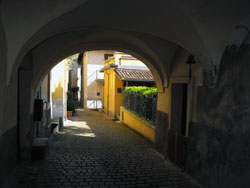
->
[[170, 83, 188, 136], [168, 83, 188, 169]]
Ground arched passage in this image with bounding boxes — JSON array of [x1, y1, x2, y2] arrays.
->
[[22, 28, 184, 93], [17, 29, 175, 149], [0, 12, 17, 186], [8, 0, 219, 87], [1, 1, 250, 188], [32, 44, 165, 94], [16, 26, 205, 169]]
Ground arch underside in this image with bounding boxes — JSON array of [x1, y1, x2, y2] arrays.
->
[[20, 29, 193, 93], [9, 0, 225, 87], [8, 0, 250, 89]]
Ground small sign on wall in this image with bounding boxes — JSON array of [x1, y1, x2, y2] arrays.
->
[[117, 88, 122, 96]]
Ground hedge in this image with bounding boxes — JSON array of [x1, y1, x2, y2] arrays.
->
[[123, 86, 157, 123]]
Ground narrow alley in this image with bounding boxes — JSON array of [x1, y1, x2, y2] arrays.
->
[[5, 109, 200, 188]]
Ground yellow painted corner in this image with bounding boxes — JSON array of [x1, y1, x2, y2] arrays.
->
[[120, 106, 155, 142]]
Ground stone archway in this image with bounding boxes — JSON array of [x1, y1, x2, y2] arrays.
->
[[16, 25, 202, 161], [0, 13, 16, 186], [15, 30, 164, 160]]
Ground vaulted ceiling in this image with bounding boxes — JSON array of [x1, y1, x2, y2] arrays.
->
[[0, 0, 249, 86]]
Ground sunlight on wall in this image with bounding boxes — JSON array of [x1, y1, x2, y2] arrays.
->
[[51, 60, 65, 118], [51, 61, 65, 99]]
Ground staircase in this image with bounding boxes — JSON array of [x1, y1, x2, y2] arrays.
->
[[87, 70, 104, 86]]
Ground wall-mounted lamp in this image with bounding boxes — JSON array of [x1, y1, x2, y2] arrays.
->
[[186, 54, 196, 81]]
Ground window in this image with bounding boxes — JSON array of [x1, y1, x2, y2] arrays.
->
[[104, 54, 113, 60]]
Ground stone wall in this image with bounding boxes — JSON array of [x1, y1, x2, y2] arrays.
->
[[0, 14, 8, 137], [187, 122, 250, 188], [155, 110, 169, 155], [0, 126, 18, 186], [186, 42, 250, 188]]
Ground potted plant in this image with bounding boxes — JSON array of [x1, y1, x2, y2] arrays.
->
[[67, 91, 75, 117]]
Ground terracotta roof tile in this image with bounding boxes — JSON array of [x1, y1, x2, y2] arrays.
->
[[114, 68, 154, 82]]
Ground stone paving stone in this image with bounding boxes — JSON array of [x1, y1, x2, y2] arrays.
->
[[4, 109, 201, 188]]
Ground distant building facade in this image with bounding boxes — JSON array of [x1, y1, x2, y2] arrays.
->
[[82, 50, 114, 109], [100, 52, 155, 118]]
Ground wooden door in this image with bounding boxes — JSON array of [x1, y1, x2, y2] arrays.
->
[[168, 83, 188, 169], [170, 83, 188, 135]]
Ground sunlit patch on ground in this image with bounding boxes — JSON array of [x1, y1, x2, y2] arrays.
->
[[74, 132, 96, 137], [64, 119, 90, 129], [63, 119, 97, 137]]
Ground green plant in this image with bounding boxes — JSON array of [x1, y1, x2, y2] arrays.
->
[[67, 90, 73, 100], [67, 99, 75, 113], [123, 86, 157, 122], [124, 86, 157, 96], [142, 87, 157, 96], [71, 86, 79, 92]]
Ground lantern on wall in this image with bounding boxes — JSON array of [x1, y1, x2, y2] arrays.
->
[[186, 54, 196, 81]]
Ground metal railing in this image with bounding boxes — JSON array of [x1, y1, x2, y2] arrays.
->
[[167, 129, 188, 169], [87, 70, 104, 86], [87, 99, 103, 109], [123, 93, 157, 123]]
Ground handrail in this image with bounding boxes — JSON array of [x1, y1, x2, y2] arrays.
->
[[87, 101, 95, 107], [87, 70, 104, 85], [87, 70, 97, 80], [123, 93, 157, 123], [87, 99, 102, 108]]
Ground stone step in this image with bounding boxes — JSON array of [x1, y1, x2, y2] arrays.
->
[[50, 122, 59, 133], [31, 138, 49, 160]]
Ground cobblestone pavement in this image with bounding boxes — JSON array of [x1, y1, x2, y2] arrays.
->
[[5, 109, 201, 188]]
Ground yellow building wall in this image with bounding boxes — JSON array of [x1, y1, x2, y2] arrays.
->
[[120, 106, 155, 142], [156, 54, 204, 137], [115, 74, 123, 116], [104, 68, 116, 116], [82, 52, 88, 108], [103, 67, 124, 118], [108, 69, 116, 117], [103, 71, 108, 113], [104, 58, 115, 66]]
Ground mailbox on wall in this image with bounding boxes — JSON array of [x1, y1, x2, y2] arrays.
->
[[34, 99, 43, 121]]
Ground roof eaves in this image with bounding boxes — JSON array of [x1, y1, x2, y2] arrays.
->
[[114, 69, 123, 81], [99, 63, 117, 72], [121, 79, 155, 82]]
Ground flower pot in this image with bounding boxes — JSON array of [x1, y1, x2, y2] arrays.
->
[[67, 111, 72, 117]]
